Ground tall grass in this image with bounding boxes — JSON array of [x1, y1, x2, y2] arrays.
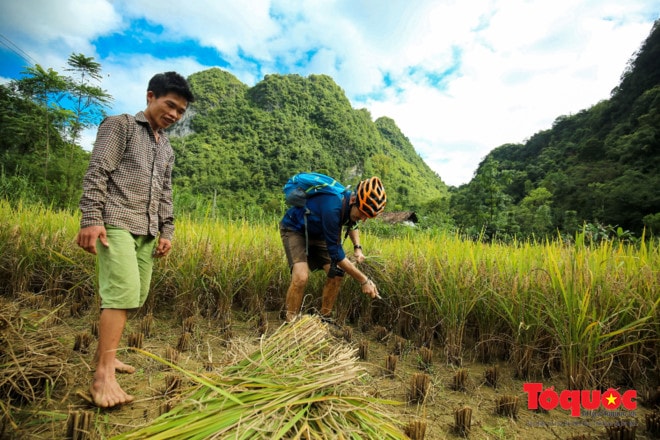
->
[[426, 235, 484, 365], [0, 200, 94, 303], [488, 240, 552, 379], [151, 215, 288, 320], [1, 200, 658, 390], [541, 233, 658, 389]]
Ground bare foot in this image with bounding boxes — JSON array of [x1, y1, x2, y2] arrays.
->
[[114, 358, 136, 374], [89, 376, 134, 408]]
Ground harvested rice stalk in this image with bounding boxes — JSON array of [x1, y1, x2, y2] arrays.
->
[[604, 420, 637, 439], [404, 419, 427, 440], [112, 315, 407, 440], [176, 332, 192, 352], [182, 316, 196, 334], [0, 301, 69, 427], [408, 373, 430, 404], [495, 395, 519, 418], [73, 332, 93, 353], [358, 340, 369, 361], [646, 411, 660, 436], [140, 313, 154, 338], [392, 335, 406, 356], [454, 406, 472, 436], [418, 347, 433, 372], [385, 354, 398, 378], [452, 368, 469, 391], [127, 332, 143, 349], [257, 311, 268, 337], [484, 365, 498, 388], [375, 325, 388, 342], [164, 346, 179, 364], [66, 410, 94, 440]]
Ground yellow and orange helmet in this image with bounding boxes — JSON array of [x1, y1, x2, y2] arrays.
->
[[356, 177, 387, 218]]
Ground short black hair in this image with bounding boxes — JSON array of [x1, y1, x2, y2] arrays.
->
[[147, 71, 195, 103]]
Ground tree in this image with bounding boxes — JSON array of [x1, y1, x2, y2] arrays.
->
[[3, 54, 112, 209], [514, 187, 554, 237], [12, 65, 69, 196], [64, 53, 112, 145], [63, 53, 112, 205], [471, 158, 512, 234]]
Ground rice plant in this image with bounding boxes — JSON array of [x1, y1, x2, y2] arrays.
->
[[489, 240, 549, 379], [0, 199, 93, 301], [427, 237, 484, 366], [111, 316, 407, 439], [542, 234, 657, 389], [1, 200, 658, 403]]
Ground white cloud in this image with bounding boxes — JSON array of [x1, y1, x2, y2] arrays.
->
[[0, 0, 122, 67], [0, 0, 121, 42], [100, 54, 208, 113], [114, 0, 279, 62], [356, 0, 658, 185], [1, 0, 657, 186]]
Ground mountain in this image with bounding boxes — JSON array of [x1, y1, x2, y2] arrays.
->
[[453, 19, 660, 236], [168, 69, 448, 215], [4, 21, 657, 237]]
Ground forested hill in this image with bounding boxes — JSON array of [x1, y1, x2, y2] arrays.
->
[[167, 69, 448, 214], [3, 22, 658, 238], [451, 19, 660, 236]]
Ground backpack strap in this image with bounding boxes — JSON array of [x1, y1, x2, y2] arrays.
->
[[304, 206, 311, 255], [341, 192, 357, 243]]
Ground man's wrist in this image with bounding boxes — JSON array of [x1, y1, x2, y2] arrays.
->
[[360, 278, 371, 286], [354, 244, 362, 250]]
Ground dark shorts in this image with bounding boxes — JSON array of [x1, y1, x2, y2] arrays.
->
[[279, 224, 331, 272]]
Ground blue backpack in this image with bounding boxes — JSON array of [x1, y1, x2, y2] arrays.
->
[[283, 172, 346, 208], [283, 172, 349, 255]]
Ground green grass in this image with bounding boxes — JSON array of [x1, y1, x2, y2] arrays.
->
[[1, 199, 658, 391]]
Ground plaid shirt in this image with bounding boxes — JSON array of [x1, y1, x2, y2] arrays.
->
[[79, 112, 175, 240]]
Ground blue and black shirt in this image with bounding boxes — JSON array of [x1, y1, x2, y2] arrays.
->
[[281, 190, 355, 262]]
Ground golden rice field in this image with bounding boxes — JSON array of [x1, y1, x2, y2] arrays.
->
[[0, 199, 658, 439]]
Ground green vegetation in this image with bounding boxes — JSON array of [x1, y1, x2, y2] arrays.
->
[[1, 201, 657, 395], [112, 316, 407, 439], [169, 68, 448, 217], [1, 54, 109, 210], [2, 23, 660, 437], [2, 21, 660, 240], [451, 20, 660, 239]]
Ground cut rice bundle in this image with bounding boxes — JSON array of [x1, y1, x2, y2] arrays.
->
[[113, 315, 407, 440]]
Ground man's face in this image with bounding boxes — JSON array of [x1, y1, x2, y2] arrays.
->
[[144, 91, 188, 131], [350, 205, 370, 222]]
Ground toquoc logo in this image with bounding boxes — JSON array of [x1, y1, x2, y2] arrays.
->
[[523, 383, 637, 417]]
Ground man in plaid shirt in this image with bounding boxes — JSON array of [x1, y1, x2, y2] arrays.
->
[[76, 71, 194, 408]]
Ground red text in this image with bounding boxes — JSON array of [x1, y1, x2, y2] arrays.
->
[[523, 383, 637, 417]]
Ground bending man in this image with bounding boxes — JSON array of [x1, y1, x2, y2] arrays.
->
[[280, 176, 387, 322]]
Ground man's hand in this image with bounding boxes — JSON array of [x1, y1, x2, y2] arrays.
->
[[353, 248, 366, 264], [76, 225, 108, 255], [361, 279, 380, 299], [153, 238, 172, 258]]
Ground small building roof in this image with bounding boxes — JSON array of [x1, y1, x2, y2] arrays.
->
[[378, 211, 418, 224]]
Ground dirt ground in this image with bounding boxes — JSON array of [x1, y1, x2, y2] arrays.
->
[[3, 303, 657, 440]]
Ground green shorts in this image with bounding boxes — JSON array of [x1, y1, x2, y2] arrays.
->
[[96, 226, 156, 309], [279, 225, 331, 272]]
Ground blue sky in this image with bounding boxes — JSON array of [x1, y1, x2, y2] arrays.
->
[[1, 0, 658, 186]]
